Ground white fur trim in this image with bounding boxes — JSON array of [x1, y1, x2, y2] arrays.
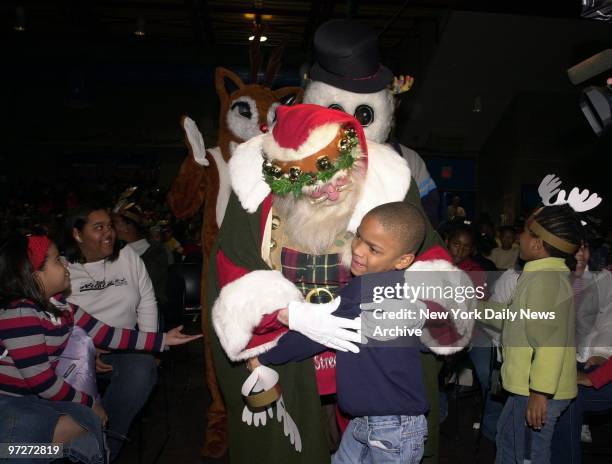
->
[[262, 124, 340, 162], [405, 259, 475, 355], [229, 141, 239, 156], [212, 270, 303, 361], [229, 136, 412, 221], [303, 81, 394, 144], [208, 147, 230, 227], [347, 142, 412, 232], [261, 209, 273, 267], [229, 134, 270, 213]]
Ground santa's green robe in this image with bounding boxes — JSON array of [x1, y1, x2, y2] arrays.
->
[[208, 138, 448, 463]]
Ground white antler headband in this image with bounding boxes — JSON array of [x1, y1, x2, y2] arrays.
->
[[537, 174, 602, 212]]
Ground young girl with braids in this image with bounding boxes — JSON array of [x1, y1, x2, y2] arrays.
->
[[481, 204, 584, 464], [0, 234, 201, 463]]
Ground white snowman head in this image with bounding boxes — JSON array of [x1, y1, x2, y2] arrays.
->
[[303, 81, 395, 144], [304, 19, 397, 144]]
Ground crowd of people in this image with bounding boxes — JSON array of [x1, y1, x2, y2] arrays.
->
[[2, 14, 612, 464], [1, 164, 611, 464], [0, 179, 205, 463]]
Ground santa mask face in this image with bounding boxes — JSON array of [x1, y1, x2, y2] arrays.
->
[[303, 81, 394, 144], [261, 105, 368, 207]]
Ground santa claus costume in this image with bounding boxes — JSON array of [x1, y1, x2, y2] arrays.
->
[[209, 104, 456, 463]]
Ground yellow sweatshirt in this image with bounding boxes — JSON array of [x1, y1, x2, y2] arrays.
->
[[481, 257, 577, 399]]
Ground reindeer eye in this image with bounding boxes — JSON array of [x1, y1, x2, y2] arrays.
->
[[231, 101, 253, 119], [328, 104, 345, 113], [354, 105, 374, 127]]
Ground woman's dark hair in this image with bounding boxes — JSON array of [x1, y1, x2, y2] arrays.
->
[[0, 235, 62, 317], [64, 202, 120, 264], [447, 223, 476, 245], [531, 204, 584, 260]]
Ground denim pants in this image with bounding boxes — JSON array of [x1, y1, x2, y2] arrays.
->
[[551, 381, 612, 464], [496, 394, 569, 464], [469, 346, 505, 441], [98, 352, 157, 461], [0, 394, 106, 464], [332, 415, 428, 464]]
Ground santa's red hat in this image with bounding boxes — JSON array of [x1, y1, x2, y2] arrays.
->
[[261, 104, 367, 194], [264, 104, 367, 161]]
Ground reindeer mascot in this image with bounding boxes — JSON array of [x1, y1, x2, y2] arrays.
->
[[167, 48, 302, 456], [207, 104, 472, 463]]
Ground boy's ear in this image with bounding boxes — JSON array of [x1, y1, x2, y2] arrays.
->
[[394, 253, 416, 270]]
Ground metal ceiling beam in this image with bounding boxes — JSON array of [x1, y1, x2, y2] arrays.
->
[[92, 0, 583, 18]]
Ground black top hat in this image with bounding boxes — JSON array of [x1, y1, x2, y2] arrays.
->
[[310, 19, 393, 94]]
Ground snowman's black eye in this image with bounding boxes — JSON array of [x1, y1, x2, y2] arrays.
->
[[328, 104, 345, 113], [354, 105, 374, 127]]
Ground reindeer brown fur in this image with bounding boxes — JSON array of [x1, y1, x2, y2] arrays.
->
[[167, 53, 302, 457]]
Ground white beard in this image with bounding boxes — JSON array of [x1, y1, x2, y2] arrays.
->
[[273, 172, 364, 255]]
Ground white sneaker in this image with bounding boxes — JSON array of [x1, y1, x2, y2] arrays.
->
[[581, 424, 593, 443]]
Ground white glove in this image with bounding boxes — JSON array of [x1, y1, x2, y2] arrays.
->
[[182, 116, 209, 166], [240, 366, 277, 427], [360, 298, 427, 342], [288, 297, 362, 353], [242, 401, 273, 427], [277, 396, 302, 452]]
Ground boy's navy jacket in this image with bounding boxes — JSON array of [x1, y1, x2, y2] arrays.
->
[[259, 270, 429, 418]]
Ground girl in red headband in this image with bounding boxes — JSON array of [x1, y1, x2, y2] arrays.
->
[[0, 234, 202, 463]]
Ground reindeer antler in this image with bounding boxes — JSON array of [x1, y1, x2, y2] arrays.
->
[[537, 174, 602, 212], [113, 186, 138, 214], [249, 28, 263, 84], [538, 174, 563, 206], [263, 40, 286, 87], [566, 187, 602, 212]]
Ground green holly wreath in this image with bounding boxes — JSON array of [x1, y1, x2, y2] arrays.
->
[[262, 128, 361, 197]]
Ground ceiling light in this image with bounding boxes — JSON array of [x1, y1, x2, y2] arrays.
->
[[14, 6, 26, 32], [134, 16, 145, 37]]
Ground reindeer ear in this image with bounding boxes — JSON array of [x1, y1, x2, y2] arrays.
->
[[273, 87, 304, 106], [215, 67, 245, 103]]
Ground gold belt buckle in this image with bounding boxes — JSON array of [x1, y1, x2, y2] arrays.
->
[[305, 287, 334, 303]]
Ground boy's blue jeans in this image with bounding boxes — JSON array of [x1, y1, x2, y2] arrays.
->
[[496, 394, 570, 464], [332, 415, 427, 464]]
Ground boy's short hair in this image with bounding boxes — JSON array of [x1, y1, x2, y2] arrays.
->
[[499, 225, 516, 236], [365, 202, 426, 254]]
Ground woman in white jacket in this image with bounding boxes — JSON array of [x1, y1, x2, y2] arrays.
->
[[65, 202, 160, 461]]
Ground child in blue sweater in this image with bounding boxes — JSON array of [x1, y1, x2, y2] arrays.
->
[[251, 201, 430, 464]]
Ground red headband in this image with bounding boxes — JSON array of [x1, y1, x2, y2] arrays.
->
[[27, 235, 51, 271]]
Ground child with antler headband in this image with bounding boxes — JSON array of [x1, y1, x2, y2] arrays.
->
[[479, 175, 601, 464]]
